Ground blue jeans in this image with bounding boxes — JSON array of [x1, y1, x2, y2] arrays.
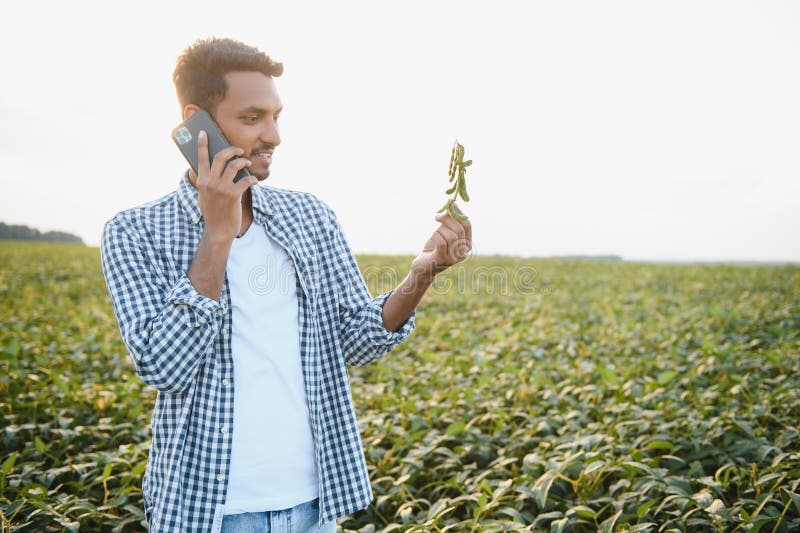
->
[[220, 498, 335, 532]]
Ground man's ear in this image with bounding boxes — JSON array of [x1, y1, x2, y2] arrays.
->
[[182, 104, 201, 121]]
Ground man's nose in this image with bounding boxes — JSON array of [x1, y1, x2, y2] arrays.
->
[[261, 119, 281, 147]]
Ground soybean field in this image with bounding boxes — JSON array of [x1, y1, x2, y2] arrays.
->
[[1, 242, 798, 531]]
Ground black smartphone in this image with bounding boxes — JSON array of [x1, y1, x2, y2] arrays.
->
[[171, 109, 250, 183]]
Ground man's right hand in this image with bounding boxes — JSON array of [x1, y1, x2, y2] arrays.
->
[[194, 129, 258, 241]]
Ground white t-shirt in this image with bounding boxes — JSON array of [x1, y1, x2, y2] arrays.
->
[[222, 221, 319, 514]]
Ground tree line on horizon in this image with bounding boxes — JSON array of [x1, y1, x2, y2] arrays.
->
[[0, 222, 84, 244]]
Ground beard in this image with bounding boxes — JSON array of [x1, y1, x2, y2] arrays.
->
[[251, 168, 270, 182]]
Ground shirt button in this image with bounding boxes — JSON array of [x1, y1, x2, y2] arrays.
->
[[221, 425, 228, 434], [221, 378, 230, 386], [215, 309, 223, 316], [217, 473, 224, 481]]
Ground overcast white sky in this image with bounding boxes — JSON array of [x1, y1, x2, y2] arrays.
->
[[1, 1, 798, 261]]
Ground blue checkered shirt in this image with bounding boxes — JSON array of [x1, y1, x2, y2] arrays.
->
[[100, 172, 415, 532]]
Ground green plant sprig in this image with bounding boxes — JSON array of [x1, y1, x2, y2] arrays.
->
[[437, 139, 471, 221]]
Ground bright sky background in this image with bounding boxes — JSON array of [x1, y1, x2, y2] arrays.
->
[[1, 1, 798, 261]]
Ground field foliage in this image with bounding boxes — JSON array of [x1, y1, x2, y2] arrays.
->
[[1, 242, 798, 532]]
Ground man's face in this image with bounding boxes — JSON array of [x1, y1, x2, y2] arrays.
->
[[195, 71, 283, 181]]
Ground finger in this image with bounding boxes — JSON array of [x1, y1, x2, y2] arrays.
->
[[435, 211, 471, 257], [429, 229, 446, 248], [451, 202, 473, 243], [210, 146, 246, 182], [428, 231, 448, 273], [196, 130, 211, 182], [438, 224, 470, 259], [436, 226, 460, 259], [221, 157, 252, 184], [434, 211, 466, 241], [234, 174, 259, 193]]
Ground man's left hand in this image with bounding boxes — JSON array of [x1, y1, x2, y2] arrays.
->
[[411, 202, 472, 282]]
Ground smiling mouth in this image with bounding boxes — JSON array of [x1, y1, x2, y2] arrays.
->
[[252, 150, 273, 166]]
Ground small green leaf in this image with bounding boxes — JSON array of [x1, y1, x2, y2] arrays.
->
[[6, 338, 20, 357], [636, 498, 659, 518], [657, 370, 679, 385], [474, 492, 488, 519], [532, 470, 557, 508], [570, 505, 596, 519], [497, 506, 526, 524], [427, 499, 450, 521], [551, 517, 568, 533], [599, 509, 623, 533], [1, 452, 18, 475], [132, 461, 147, 477], [5, 339, 20, 370], [784, 488, 800, 514], [446, 421, 465, 436], [599, 367, 619, 386], [102, 462, 114, 481], [645, 440, 675, 451]]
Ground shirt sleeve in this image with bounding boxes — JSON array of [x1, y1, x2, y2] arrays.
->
[[100, 215, 223, 393], [324, 205, 416, 366]]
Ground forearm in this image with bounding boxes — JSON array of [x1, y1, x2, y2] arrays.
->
[[188, 232, 233, 301], [381, 266, 436, 332]]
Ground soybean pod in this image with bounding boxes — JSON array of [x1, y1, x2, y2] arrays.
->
[[437, 139, 472, 221]]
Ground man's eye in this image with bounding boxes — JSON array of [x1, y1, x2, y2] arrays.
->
[[243, 116, 259, 123]]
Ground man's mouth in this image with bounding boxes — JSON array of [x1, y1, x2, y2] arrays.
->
[[252, 149, 273, 166]]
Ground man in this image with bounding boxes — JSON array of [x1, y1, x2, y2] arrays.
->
[[100, 37, 471, 533]]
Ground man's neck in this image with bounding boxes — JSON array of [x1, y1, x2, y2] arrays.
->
[[238, 188, 254, 237]]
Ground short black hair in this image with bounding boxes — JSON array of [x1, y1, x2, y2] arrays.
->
[[173, 37, 283, 114]]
